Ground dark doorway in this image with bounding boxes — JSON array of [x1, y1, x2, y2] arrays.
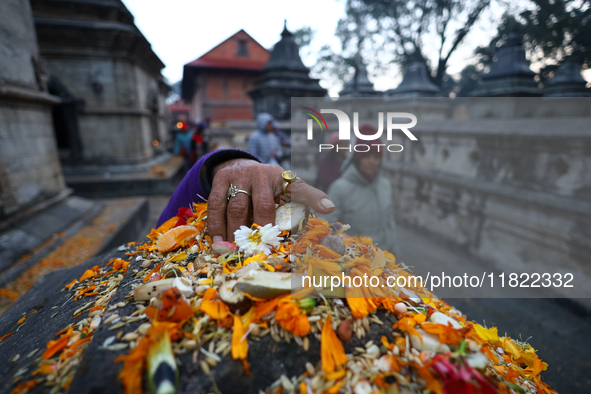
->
[[47, 77, 84, 162]]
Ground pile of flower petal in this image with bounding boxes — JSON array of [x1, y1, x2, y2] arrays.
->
[[111, 202, 558, 394], [7, 202, 558, 394]]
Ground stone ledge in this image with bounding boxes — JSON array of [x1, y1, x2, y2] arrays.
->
[[0, 85, 61, 105], [384, 161, 591, 220], [0, 189, 72, 234], [0, 196, 102, 281]]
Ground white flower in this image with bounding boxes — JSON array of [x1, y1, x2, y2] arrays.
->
[[234, 224, 281, 256]]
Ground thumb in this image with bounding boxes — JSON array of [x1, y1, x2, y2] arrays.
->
[[291, 181, 335, 215]]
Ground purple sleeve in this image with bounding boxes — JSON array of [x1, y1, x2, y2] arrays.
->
[[156, 149, 260, 226]]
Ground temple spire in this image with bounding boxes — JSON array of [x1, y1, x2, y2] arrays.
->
[[340, 54, 379, 97], [249, 21, 326, 120], [387, 61, 440, 97], [544, 56, 591, 97], [471, 32, 541, 96]]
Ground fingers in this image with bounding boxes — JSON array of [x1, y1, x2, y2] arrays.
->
[[208, 162, 334, 244], [291, 180, 335, 215], [252, 182, 276, 228], [226, 191, 250, 242], [207, 174, 230, 243]]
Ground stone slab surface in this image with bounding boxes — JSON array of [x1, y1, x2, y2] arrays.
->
[[0, 226, 589, 393], [0, 196, 97, 272], [0, 249, 120, 394], [398, 225, 591, 394]]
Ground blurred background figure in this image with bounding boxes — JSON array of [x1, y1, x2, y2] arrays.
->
[[275, 128, 292, 168], [173, 122, 194, 172], [191, 117, 211, 163], [247, 113, 283, 165], [315, 132, 349, 192], [323, 124, 398, 255]]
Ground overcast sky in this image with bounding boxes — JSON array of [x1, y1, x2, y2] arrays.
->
[[122, 0, 589, 94], [121, 0, 345, 86], [119, 0, 513, 93]]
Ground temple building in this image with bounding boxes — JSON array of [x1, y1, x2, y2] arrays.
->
[[387, 62, 441, 97], [544, 56, 591, 97], [30, 0, 171, 173], [181, 30, 270, 122], [0, 0, 65, 220], [339, 55, 380, 97], [249, 22, 327, 120], [471, 33, 542, 97]]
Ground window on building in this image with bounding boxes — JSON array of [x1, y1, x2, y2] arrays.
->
[[223, 79, 229, 97], [236, 39, 249, 57]]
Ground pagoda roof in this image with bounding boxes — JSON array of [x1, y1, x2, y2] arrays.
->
[[185, 29, 270, 72]]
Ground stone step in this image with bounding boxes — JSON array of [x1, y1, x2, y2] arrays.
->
[[64, 155, 185, 198], [0, 197, 149, 316], [0, 196, 104, 277]]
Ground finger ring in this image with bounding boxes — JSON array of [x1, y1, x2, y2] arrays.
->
[[227, 184, 250, 201], [281, 170, 298, 200]]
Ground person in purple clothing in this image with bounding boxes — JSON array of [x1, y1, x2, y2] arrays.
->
[[157, 149, 336, 242]]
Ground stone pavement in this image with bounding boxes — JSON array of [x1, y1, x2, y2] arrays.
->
[[397, 225, 591, 393], [0, 197, 148, 317], [0, 196, 101, 274]]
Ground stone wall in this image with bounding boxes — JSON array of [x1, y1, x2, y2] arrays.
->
[[43, 58, 168, 165], [31, 0, 170, 170], [384, 115, 591, 282], [290, 97, 591, 295], [0, 0, 65, 219]]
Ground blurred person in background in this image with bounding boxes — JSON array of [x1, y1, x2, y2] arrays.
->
[[315, 131, 349, 192], [247, 113, 283, 166], [173, 123, 194, 172], [275, 128, 292, 168], [323, 124, 398, 255], [200, 117, 211, 155], [192, 117, 211, 162]]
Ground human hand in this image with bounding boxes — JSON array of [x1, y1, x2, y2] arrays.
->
[[208, 159, 335, 242]]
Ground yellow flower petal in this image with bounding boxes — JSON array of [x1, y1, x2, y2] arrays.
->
[[473, 324, 500, 343]]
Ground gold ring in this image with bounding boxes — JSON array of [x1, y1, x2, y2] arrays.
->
[[227, 184, 250, 201], [281, 170, 297, 200]]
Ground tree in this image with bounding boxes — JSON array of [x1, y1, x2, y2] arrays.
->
[[338, 0, 491, 87], [292, 26, 315, 59], [470, 0, 591, 82], [308, 2, 388, 94]]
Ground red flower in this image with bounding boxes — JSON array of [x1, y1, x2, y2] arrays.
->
[[430, 355, 497, 394]]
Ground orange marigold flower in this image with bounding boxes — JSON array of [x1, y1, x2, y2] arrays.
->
[[78, 269, 98, 282], [10, 379, 37, 394], [275, 301, 310, 337], [421, 323, 470, 345], [200, 288, 230, 320], [321, 314, 347, 373], [392, 317, 420, 338], [42, 326, 74, 359], [154, 288, 193, 322], [0, 332, 13, 343], [232, 314, 248, 360], [115, 321, 178, 394], [345, 287, 380, 319]]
